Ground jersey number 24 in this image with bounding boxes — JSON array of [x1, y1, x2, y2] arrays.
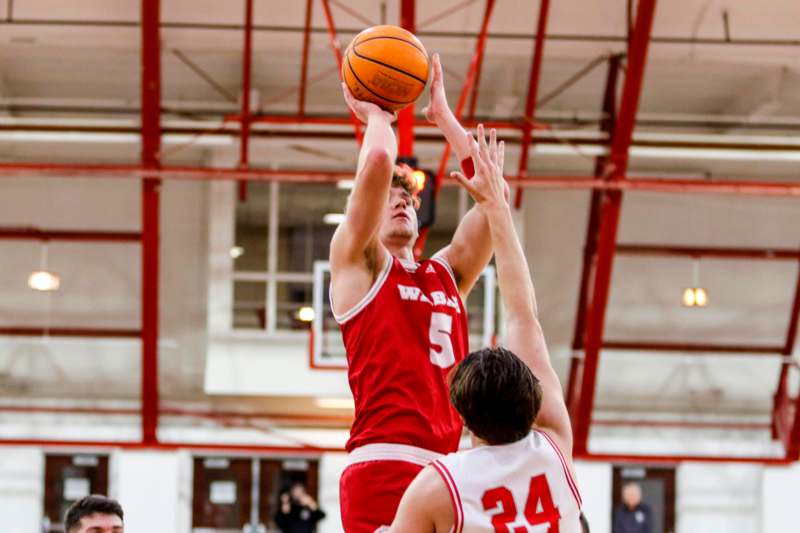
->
[[482, 474, 561, 532]]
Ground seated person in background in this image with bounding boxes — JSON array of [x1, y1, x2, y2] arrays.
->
[[274, 482, 326, 533], [65, 494, 124, 533]]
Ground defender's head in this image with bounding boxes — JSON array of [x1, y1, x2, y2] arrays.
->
[[65, 495, 124, 533], [450, 346, 543, 445], [377, 164, 420, 247]]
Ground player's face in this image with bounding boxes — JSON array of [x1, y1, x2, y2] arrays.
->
[[73, 513, 124, 533], [380, 186, 418, 244]]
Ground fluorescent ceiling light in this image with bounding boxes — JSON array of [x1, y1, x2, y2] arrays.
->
[[315, 397, 355, 410], [229, 246, 244, 259], [28, 271, 60, 292], [337, 180, 355, 190], [323, 213, 346, 225]]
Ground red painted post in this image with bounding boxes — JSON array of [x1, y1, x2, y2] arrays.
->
[[397, 0, 416, 158], [298, 0, 314, 116], [320, 0, 363, 144], [238, 0, 254, 202], [466, 0, 497, 121], [572, 0, 658, 456], [777, 263, 800, 457], [513, 0, 551, 209], [140, 0, 162, 446]]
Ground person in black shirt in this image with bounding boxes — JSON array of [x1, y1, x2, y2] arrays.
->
[[613, 481, 653, 533], [274, 482, 325, 533]]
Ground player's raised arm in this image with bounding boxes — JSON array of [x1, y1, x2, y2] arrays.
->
[[424, 54, 494, 298], [330, 84, 398, 268], [451, 127, 574, 456]]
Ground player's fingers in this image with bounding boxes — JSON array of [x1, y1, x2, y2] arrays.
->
[[498, 140, 505, 176], [489, 128, 497, 165], [450, 171, 477, 195]]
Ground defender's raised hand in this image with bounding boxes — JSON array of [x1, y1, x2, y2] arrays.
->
[[450, 124, 507, 209], [341, 83, 396, 124]]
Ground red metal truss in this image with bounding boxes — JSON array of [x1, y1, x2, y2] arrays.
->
[[397, 0, 416, 157], [414, 0, 496, 258], [320, 0, 363, 144], [0, 228, 141, 242], [775, 261, 800, 458], [616, 244, 800, 260], [571, 0, 658, 457], [140, 0, 162, 446], [466, 0, 498, 121], [298, 0, 314, 116], [513, 0, 551, 209], [237, 0, 255, 201], [0, 327, 141, 338], [566, 54, 621, 418]]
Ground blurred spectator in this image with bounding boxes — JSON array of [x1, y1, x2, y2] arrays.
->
[[64, 494, 124, 533], [613, 482, 653, 533], [274, 482, 325, 533]]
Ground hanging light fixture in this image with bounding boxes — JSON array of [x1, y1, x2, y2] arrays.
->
[[682, 259, 708, 308], [28, 243, 60, 292]]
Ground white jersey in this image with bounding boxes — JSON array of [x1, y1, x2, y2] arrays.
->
[[431, 430, 582, 533]]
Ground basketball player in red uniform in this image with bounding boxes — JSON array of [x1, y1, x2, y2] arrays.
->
[[388, 128, 582, 532], [331, 54, 494, 532]]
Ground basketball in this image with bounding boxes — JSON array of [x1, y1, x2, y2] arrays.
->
[[342, 25, 429, 112]]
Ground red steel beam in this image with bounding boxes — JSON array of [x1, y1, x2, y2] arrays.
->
[[617, 244, 800, 260], [0, 327, 141, 338], [603, 340, 784, 354], [320, 0, 363, 144], [466, 0, 496, 121], [566, 55, 621, 416], [3, 162, 800, 197], [414, 0, 496, 258], [238, 0, 254, 201], [242, 113, 522, 129], [298, 0, 314, 116], [593, 419, 772, 431], [0, 228, 141, 242], [513, 0, 551, 209], [782, 261, 800, 459], [140, 0, 161, 446], [0, 438, 342, 454], [579, 452, 791, 465], [573, 0, 658, 456], [397, 0, 416, 157]]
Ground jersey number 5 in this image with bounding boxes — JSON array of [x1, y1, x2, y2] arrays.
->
[[481, 474, 561, 532], [429, 312, 455, 368]]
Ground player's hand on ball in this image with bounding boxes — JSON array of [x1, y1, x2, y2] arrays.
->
[[422, 53, 449, 124], [342, 83, 396, 124], [450, 124, 508, 210]]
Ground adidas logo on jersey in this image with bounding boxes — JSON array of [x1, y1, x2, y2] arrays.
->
[[425, 264, 436, 274]]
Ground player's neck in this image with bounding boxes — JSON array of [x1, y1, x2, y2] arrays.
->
[[384, 242, 415, 263], [470, 434, 489, 448]]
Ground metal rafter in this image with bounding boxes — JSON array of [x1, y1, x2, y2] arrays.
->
[[298, 0, 314, 116], [566, 55, 621, 417], [397, 0, 416, 158], [320, 0, 363, 144], [466, 0, 497, 121], [238, 0, 254, 201], [414, 0, 496, 259], [512, 0, 551, 209], [572, 0, 658, 457], [140, 0, 162, 446]]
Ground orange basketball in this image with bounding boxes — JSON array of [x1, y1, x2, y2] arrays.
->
[[342, 25, 429, 112]]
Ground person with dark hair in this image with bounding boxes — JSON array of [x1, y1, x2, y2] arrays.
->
[[388, 126, 582, 532], [613, 482, 653, 533], [64, 494, 124, 533], [580, 511, 591, 533], [274, 482, 326, 533]]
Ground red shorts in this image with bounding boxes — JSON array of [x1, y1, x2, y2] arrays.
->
[[339, 460, 424, 533]]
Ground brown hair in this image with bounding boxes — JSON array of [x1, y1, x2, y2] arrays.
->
[[65, 495, 124, 532], [392, 164, 421, 209], [450, 347, 542, 445]]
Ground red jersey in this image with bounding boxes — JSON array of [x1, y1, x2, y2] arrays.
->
[[333, 251, 469, 454]]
